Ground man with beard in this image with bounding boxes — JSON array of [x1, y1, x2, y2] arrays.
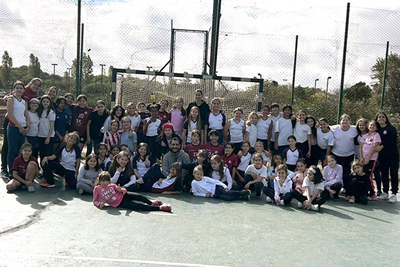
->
[[162, 137, 191, 178]]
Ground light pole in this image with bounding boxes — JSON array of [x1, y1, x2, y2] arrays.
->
[[314, 78, 319, 89], [326, 76, 331, 100], [67, 67, 72, 89], [100, 64, 106, 85], [146, 66, 153, 80], [52, 63, 58, 82]]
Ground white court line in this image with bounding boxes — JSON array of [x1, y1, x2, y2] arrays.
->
[[4, 252, 238, 267]]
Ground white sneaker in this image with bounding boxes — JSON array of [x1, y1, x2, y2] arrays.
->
[[388, 194, 397, 203], [311, 204, 319, 211], [28, 186, 35, 192], [297, 201, 303, 208], [279, 199, 285, 206], [266, 196, 273, 203], [378, 192, 389, 200], [78, 188, 84, 195]]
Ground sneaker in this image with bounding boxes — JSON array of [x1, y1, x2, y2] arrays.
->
[[348, 197, 355, 203], [159, 204, 171, 212], [40, 183, 55, 188], [244, 189, 251, 196], [297, 201, 303, 208], [378, 192, 389, 200], [368, 195, 377, 201], [266, 196, 273, 203], [377, 191, 382, 196], [311, 204, 319, 211], [78, 188, 84, 195], [28, 186, 35, 192], [1, 169, 8, 177], [152, 200, 163, 207], [340, 188, 346, 195], [279, 199, 285, 206], [388, 194, 397, 203]]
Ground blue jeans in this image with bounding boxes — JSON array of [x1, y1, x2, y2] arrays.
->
[[7, 125, 25, 174]]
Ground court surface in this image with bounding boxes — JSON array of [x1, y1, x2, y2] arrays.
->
[[0, 176, 399, 267]]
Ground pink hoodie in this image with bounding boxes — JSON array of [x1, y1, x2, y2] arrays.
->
[[93, 184, 127, 208], [292, 169, 308, 194]]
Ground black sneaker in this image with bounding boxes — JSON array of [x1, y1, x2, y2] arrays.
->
[[255, 191, 262, 197], [1, 169, 8, 177]]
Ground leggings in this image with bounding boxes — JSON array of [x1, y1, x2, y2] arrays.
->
[[321, 182, 342, 199], [1, 118, 9, 171], [117, 193, 160, 211], [43, 160, 76, 188], [214, 185, 246, 201], [379, 155, 399, 195], [291, 190, 328, 206], [349, 178, 368, 205], [363, 160, 381, 195], [262, 186, 293, 205], [332, 154, 354, 196]]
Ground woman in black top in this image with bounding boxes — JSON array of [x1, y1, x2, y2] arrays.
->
[[186, 89, 211, 124]]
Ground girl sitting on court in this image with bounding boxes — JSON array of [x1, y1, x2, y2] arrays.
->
[[236, 141, 252, 189], [76, 154, 102, 195], [264, 164, 293, 206], [152, 162, 182, 194], [109, 151, 138, 192], [244, 152, 267, 197], [210, 155, 233, 190]]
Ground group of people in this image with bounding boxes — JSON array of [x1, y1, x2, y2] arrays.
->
[[3, 79, 399, 213]]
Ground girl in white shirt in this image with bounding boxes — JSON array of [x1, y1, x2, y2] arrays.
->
[[264, 164, 293, 206], [245, 111, 258, 150], [108, 151, 138, 192], [225, 107, 245, 154], [236, 141, 252, 188], [293, 110, 312, 159], [316, 118, 334, 167], [26, 98, 40, 158], [256, 105, 273, 151], [37, 95, 56, 161], [191, 165, 250, 201], [210, 155, 233, 190]]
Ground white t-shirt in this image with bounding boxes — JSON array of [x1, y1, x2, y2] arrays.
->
[[38, 109, 56, 138], [208, 112, 224, 130], [275, 117, 293, 147], [246, 124, 258, 148], [145, 118, 161, 137], [12, 97, 27, 127], [245, 164, 268, 186], [60, 148, 78, 171], [294, 122, 311, 144], [237, 152, 252, 172], [27, 111, 39, 137], [229, 119, 244, 143], [256, 117, 272, 140], [211, 166, 233, 189], [316, 128, 334, 150], [269, 113, 282, 142], [186, 120, 200, 143], [331, 125, 358, 157], [302, 176, 324, 197], [128, 115, 141, 131]]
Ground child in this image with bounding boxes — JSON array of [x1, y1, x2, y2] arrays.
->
[[204, 97, 226, 145], [263, 164, 293, 206], [245, 111, 259, 150], [274, 104, 293, 155], [322, 155, 343, 200], [316, 118, 334, 167], [64, 93, 75, 121], [86, 100, 109, 155], [109, 151, 138, 192], [103, 120, 121, 151], [26, 98, 40, 158], [269, 103, 282, 151], [210, 155, 233, 190], [40, 132, 81, 188], [253, 141, 270, 166], [144, 103, 162, 159], [305, 116, 319, 167], [126, 102, 141, 132], [132, 142, 163, 192], [120, 116, 137, 155], [24, 78, 42, 102], [204, 130, 224, 159], [6, 143, 39, 193], [47, 86, 58, 104], [256, 105, 273, 151], [76, 154, 102, 194], [70, 94, 93, 150], [294, 110, 312, 160], [347, 161, 369, 205], [158, 99, 171, 127], [225, 107, 245, 153], [236, 141, 252, 189], [136, 102, 150, 144], [191, 165, 250, 201], [359, 120, 381, 200], [102, 105, 125, 133], [7, 81, 29, 175], [182, 106, 204, 146], [93, 171, 171, 212], [244, 153, 267, 197], [184, 129, 204, 163], [104, 145, 120, 171], [181, 149, 212, 189], [355, 118, 368, 161], [96, 142, 108, 170], [221, 142, 238, 184], [152, 162, 182, 194], [291, 165, 327, 211], [159, 123, 182, 156], [37, 95, 56, 161], [54, 97, 71, 152], [282, 135, 303, 172], [169, 97, 186, 138], [292, 159, 307, 194]]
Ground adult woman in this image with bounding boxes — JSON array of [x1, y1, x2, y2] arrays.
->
[[375, 112, 398, 203], [186, 89, 210, 125], [330, 114, 358, 196]]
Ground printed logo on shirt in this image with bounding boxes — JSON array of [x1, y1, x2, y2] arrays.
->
[[383, 130, 387, 135]]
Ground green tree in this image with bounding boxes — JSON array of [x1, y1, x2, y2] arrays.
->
[[72, 52, 93, 86], [371, 52, 400, 112], [1, 51, 13, 88], [28, 53, 41, 77], [344, 82, 372, 101]]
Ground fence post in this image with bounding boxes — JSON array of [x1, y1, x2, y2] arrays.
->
[[337, 2, 350, 124], [75, 0, 81, 97], [381, 41, 389, 109], [291, 35, 298, 105]]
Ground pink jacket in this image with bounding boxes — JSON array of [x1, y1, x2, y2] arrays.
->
[[93, 184, 127, 208], [292, 169, 308, 194]]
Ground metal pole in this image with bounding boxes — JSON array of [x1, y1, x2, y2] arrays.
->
[[169, 20, 174, 73], [51, 63, 58, 82], [291, 35, 298, 105], [314, 78, 319, 89], [67, 68, 71, 89], [76, 0, 81, 97], [210, 0, 221, 75], [381, 41, 389, 109], [338, 2, 350, 124], [79, 23, 84, 95], [326, 76, 331, 100], [100, 64, 106, 85]]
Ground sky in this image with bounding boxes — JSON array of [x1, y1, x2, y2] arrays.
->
[[1, 0, 400, 90]]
